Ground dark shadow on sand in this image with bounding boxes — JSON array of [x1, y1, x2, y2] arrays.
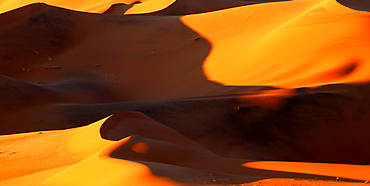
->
[[336, 0, 370, 12]]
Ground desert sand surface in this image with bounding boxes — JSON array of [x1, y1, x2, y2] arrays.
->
[[1, 0, 370, 185]]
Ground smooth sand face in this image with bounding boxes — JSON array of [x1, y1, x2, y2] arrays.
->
[[0, 117, 113, 181], [0, 0, 176, 14], [1, 0, 370, 185], [3, 111, 369, 186], [181, 0, 370, 88], [124, 0, 176, 14]]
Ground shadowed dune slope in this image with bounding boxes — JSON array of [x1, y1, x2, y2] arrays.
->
[[100, 112, 370, 183], [0, 0, 181, 15], [0, 2, 272, 136], [1, 111, 370, 185], [336, 0, 370, 12], [2, 83, 370, 164], [0, 3, 271, 102], [20, 111, 370, 186], [0, 73, 119, 134], [0, 0, 292, 16], [2, 0, 370, 185], [0, 0, 141, 14]]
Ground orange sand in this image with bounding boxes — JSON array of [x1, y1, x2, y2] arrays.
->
[[181, 0, 370, 88], [0, 0, 176, 14], [1, 0, 370, 185]]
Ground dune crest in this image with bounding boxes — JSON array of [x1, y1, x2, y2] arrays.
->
[[0, 0, 176, 14], [1, 108, 370, 185], [124, 0, 176, 14], [0, 116, 113, 181], [32, 112, 370, 185], [2, 0, 370, 185], [100, 111, 217, 154], [181, 0, 370, 88], [135, 0, 275, 16]]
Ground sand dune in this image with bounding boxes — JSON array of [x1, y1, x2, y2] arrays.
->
[[2, 111, 370, 185], [0, 2, 270, 102], [181, 0, 370, 87], [0, 0, 136, 14], [129, 0, 270, 16], [1, 0, 370, 185]]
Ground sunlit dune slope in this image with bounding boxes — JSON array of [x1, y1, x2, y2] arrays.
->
[[2, 0, 370, 185], [131, 0, 265, 16], [2, 0, 369, 90], [0, 0, 124, 14], [181, 0, 370, 88], [124, 0, 176, 14], [2, 112, 370, 186], [0, 0, 176, 14], [2, 84, 370, 165], [0, 117, 113, 181], [0, 3, 270, 101]]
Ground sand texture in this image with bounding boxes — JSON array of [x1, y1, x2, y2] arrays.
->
[[1, 0, 370, 185]]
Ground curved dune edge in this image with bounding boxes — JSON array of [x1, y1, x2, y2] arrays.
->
[[2, 0, 370, 185], [0, 0, 176, 14], [1, 112, 369, 186], [39, 152, 181, 186], [98, 112, 370, 183], [124, 0, 176, 15], [181, 0, 370, 88], [336, 0, 370, 12], [0, 116, 114, 181]]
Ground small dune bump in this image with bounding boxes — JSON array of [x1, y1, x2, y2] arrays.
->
[[103, 3, 133, 15]]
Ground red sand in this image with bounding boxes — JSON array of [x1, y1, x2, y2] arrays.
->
[[1, 0, 370, 185]]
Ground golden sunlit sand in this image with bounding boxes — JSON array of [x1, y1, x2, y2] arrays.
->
[[181, 0, 370, 87], [0, 0, 176, 14], [1, 0, 370, 185]]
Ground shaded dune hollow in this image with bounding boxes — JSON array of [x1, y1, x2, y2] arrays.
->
[[1, 0, 370, 186], [103, 2, 142, 15]]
